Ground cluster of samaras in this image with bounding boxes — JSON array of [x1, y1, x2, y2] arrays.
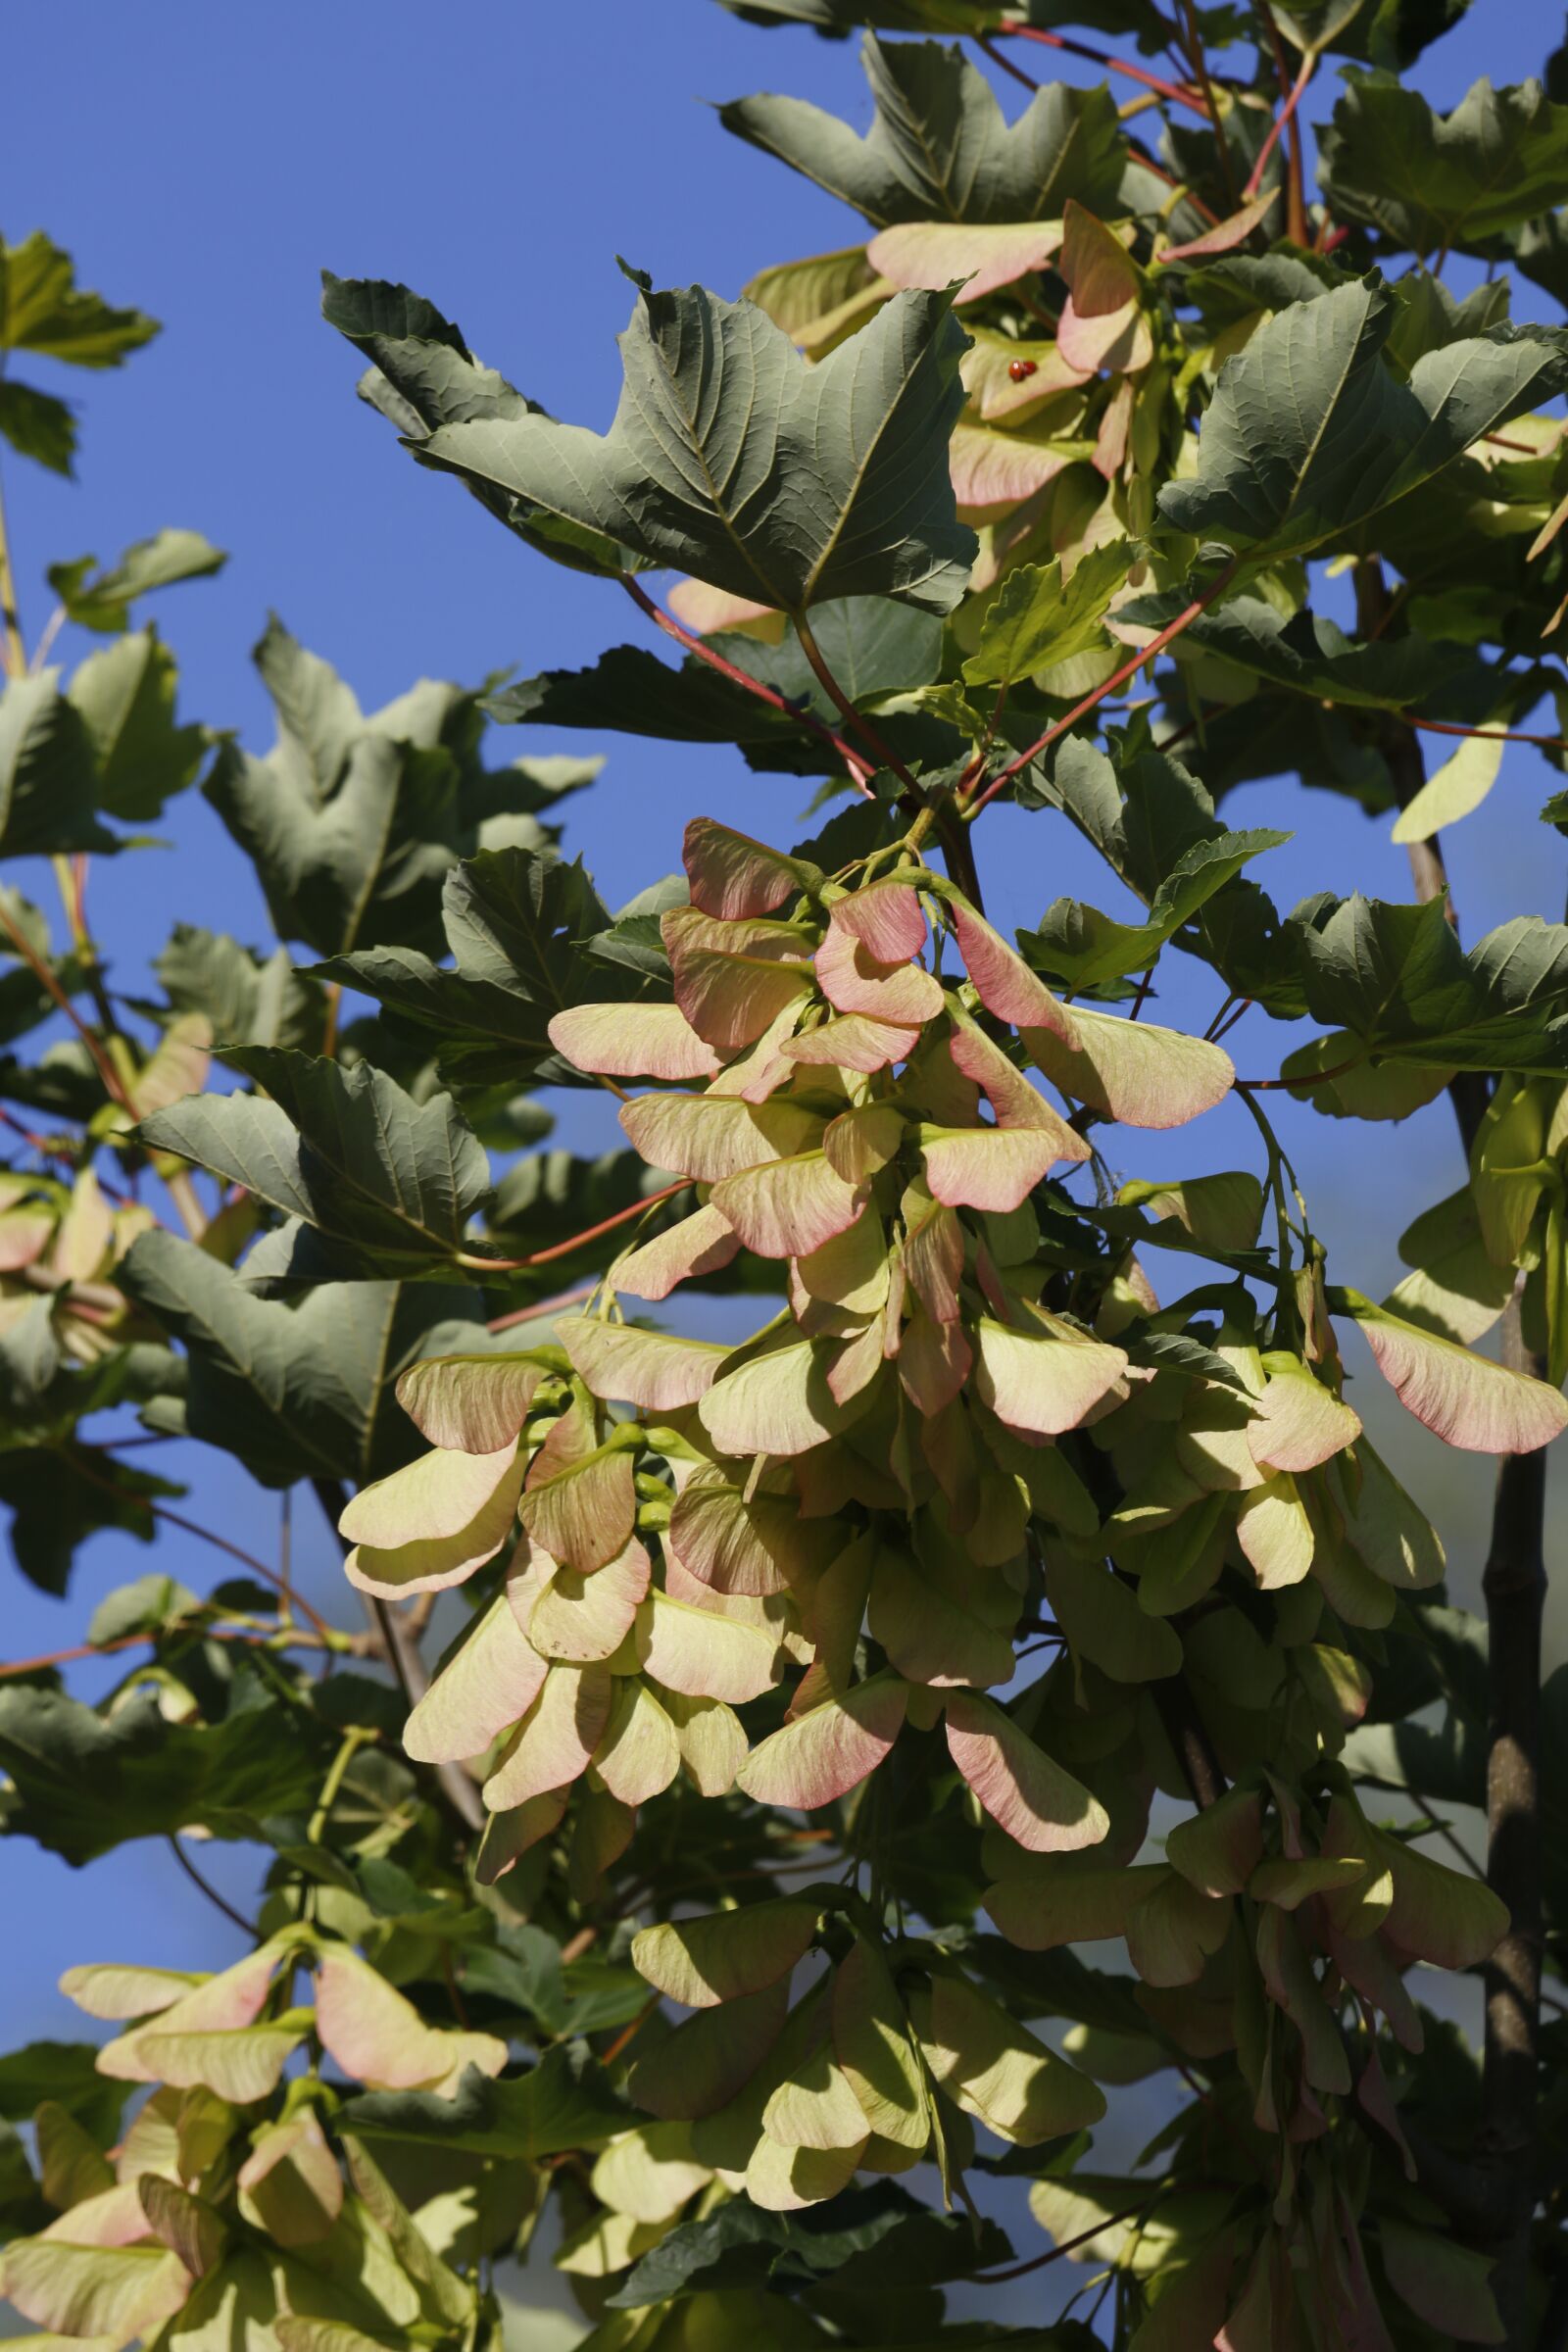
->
[[321, 818, 1515, 2212], [0, 1940, 503, 2345]]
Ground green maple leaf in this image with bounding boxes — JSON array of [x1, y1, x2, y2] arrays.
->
[[139, 1050, 492, 1281], [204, 619, 579, 956], [121, 1230, 490, 1487], [1158, 276, 1568, 563], [407, 271, 976, 616], [1318, 72, 1568, 259], [718, 30, 1124, 227]]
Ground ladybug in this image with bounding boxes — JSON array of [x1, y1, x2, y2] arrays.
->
[[1007, 358, 1039, 382]]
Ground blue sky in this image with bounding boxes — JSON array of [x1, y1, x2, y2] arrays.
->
[[3, 3, 1566, 2323]]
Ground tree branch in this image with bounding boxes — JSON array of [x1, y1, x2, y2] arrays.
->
[[168, 1835, 259, 1937], [1354, 560, 1488, 1149], [1478, 1297, 1548, 2344], [1004, 24, 1206, 116], [1255, 6, 1310, 242], [68, 1453, 336, 1637], [1353, 560, 1548, 2336], [1176, 0, 1239, 205], [1245, 36, 1314, 205], [0, 892, 137, 1116], [466, 1178, 690, 1273], [0, 457, 27, 678]]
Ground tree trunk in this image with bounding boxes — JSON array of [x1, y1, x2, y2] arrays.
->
[[1480, 1307, 1547, 2346]]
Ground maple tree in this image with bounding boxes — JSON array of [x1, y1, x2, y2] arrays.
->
[[5, 4, 1568, 2346]]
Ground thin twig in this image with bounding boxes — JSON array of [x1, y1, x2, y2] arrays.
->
[[279, 1489, 294, 1624], [0, 459, 26, 678], [621, 577, 874, 793], [965, 564, 1237, 816], [1256, 4, 1309, 242], [1004, 24, 1206, 115], [488, 1283, 597, 1334], [465, 1180, 689, 1274], [1401, 715, 1567, 753], [1410, 1801, 1488, 1884], [977, 30, 1041, 93], [0, 1101, 77, 1162], [67, 1450, 336, 1635], [168, 1836, 259, 1937], [793, 607, 922, 799], [1235, 1054, 1363, 1093], [600, 1992, 661, 2068], [0, 894, 135, 1113], [29, 603, 66, 671], [973, 2197, 1163, 2283], [1245, 40, 1314, 201], [441, 1944, 471, 2031], [1176, 0, 1238, 203], [0, 1625, 348, 1680]]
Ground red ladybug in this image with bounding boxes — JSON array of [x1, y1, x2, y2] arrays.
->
[[1007, 358, 1039, 382]]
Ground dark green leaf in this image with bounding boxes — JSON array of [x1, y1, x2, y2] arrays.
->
[[1318, 72, 1568, 258], [153, 925, 321, 1054], [204, 619, 565, 957], [718, 0, 994, 27], [337, 2042, 628, 2157], [318, 272, 598, 570], [0, 672, 118, 855], [1021, 826, 1287, 988], [0, 2042, 127, 2145], [1289, 893, 1568, 1072], [0, 379, 75, 474], [486, 642, 816, 763], [719, 32, 1125, 227], [121, 1230, 487, 1485], [68, 630, 211, 820], [47, 530, 226, 635], [139, 1049, 493, 1279], [0, 2116, 45, 2239], [414, 276, 976, 615], [612, 2181, 970, 2307], [1116, 590, 1480, 713], [490, 599, 944, 775], [1275, 0, 1471, 67], [0, 231, 157, 368], [1175, 249, 1346, 332], [0, 1680, 330, 1863], [1031, 730, 1227, 904], [321, 272, 535, 435], [0, 890, 87, 1049], [311, 849, 648, 1091], [1158, 278, 1568, 563], [1508, 206, 1568, 310], [1342, 1713, 1484, 1808], [0, 1443, 175, 1598]]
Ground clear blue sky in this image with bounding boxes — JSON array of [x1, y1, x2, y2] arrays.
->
[[3, 4, 1565, 2326]]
